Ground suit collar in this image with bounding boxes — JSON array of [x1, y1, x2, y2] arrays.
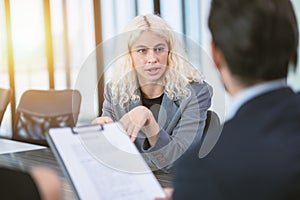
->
[[226, 79, 287, 122], [158, 94, 179, 130], [226, 87, 295, 123]]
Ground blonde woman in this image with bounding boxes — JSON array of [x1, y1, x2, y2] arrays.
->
[[93, 14, 212, 187]]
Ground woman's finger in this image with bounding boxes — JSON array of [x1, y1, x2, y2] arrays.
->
[[130, 126, 140, 142], [126, 124, 134, 138]]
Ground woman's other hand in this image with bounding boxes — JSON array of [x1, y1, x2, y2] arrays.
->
[[91, 116, 113, 124]]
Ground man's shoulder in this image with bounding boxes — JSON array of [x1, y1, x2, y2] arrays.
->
[[224, 88, 300, 135], [230, 87, 299, 118]]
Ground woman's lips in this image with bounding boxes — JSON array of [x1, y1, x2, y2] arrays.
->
[[145, 67, 160, 75]]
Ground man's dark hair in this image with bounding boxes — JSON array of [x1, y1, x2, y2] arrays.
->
[[208, 0, 299, 85]]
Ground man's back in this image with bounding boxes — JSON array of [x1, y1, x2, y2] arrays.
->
[[170, 0, 300, 199], [174, 88, 300, 200]]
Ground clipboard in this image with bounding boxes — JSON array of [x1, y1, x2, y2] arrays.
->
[[47, 122, 165, 200]]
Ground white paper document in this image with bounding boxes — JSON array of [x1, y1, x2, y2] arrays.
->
[[47, 122, 165, 200]]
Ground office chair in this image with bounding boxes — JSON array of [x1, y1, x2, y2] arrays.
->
[[0, 88, 11, 126], [13, 89, 81, 146], [199, 110, 222, 158]]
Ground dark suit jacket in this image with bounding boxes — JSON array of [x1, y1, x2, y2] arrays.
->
[[173, 87, 300, 200], [0, 167, 41, 199]]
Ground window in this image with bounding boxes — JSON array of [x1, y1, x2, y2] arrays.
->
[[0, 0, 227, 136]]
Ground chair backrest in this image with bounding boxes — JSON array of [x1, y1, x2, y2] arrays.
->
[[199, 110, 222, 158], [0, 88, 11, 126], [13, 89, 81, 146]]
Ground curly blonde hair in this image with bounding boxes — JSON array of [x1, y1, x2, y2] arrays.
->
[[109, 14, 204, 106]]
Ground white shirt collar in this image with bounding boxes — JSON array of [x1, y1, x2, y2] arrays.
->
[[225, 79, 287, 122]]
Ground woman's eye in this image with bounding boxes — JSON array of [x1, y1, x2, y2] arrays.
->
[[155, 47, 164, 52], [137, 49, 146, 54]]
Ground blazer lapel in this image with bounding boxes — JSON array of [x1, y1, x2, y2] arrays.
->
[[158, 94, 179, 133]]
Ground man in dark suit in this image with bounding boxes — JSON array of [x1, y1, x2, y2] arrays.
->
[[172, 0, 300, 199]]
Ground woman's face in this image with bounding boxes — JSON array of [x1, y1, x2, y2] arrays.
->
[[130, 31, 169, 85]]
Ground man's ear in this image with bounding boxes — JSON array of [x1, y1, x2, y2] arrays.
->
[[210, 41, 224, 72]]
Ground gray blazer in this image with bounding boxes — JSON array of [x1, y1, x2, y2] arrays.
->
[[102, 81, 212, 173]]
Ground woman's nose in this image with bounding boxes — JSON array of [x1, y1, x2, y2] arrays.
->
[[147, 50, 158, 64]]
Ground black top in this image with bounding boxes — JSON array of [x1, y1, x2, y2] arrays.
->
[[140, 92, 164, 152], [141, 92, 163, 121]]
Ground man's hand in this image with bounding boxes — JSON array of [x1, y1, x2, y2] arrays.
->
[[155, 187, 173, 200]]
